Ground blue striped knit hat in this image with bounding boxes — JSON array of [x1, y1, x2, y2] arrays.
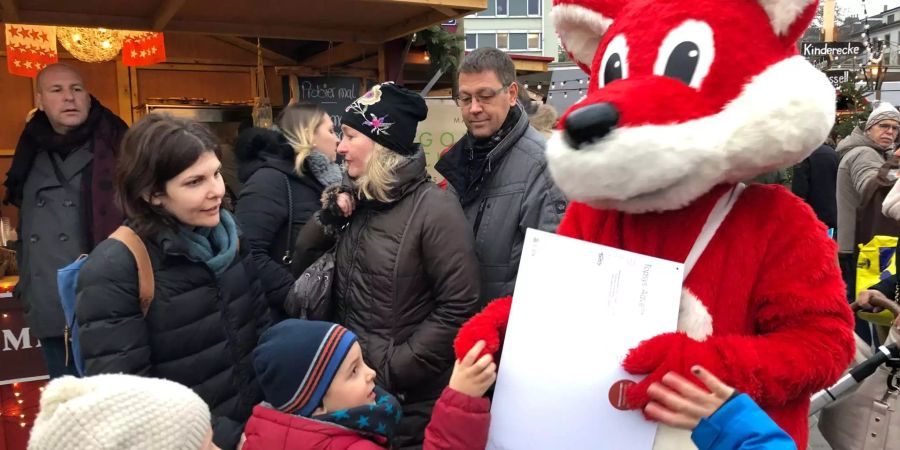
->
[[252, 319, 358, 417]]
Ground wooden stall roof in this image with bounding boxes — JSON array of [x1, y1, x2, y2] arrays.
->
[[0, 0, 485, 44]]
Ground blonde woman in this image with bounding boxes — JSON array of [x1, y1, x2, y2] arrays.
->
[[291, 83, 480, 449], [235, 104, 341, 320]]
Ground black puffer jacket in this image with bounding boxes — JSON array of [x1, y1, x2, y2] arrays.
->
[[295, 151, 481, 449], [235, 128, 341, 320], [75, 225, 271, 450]]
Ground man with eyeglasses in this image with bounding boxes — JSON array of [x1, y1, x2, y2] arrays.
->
[[435, 47, 566, 306], [835, 101, 900, 342]]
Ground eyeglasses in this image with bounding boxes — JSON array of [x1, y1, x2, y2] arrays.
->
[[454, 84, 510, 108], [877, 123, 900, 133]]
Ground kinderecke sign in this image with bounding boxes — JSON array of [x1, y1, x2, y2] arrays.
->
[[801, 41, 865, 57]]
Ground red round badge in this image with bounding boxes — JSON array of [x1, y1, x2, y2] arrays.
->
[[608, 379, 636, 410]]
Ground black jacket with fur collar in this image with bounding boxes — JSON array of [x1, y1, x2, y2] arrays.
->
[[234, 128, 341, 320]]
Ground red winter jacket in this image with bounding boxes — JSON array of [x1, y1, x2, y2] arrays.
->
[[242, 387, 490, 450]]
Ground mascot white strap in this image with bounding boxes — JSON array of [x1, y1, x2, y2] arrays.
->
[[682, 184, 746, 280]]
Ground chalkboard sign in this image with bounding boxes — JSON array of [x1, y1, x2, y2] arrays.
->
[[283, 76, 362, 137]]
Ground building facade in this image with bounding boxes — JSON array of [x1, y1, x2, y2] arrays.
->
[[462, 0, 560, 61]]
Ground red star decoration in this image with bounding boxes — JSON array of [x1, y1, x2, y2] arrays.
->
[[40, 32, 48, 42], [9, 26, 20, 38], [29, 30, 38, 40]]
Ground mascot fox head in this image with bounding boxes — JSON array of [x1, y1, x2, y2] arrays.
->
[[549, 0, 835, 212]]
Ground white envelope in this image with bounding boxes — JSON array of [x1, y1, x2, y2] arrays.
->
[[486, 229, 684, 450]]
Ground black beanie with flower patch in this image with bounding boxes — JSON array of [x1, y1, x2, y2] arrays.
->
[[342, 82, 428, 155]]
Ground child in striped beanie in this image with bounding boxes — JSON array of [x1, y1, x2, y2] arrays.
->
[[243, 319, 496, 450]]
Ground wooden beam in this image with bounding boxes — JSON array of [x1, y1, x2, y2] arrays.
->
[[14, 11, 383, 43], [351, 56, 379, 70], [275, 65, 377, 79], [213, 36, 297, 65], [164, 19, 383, 44], [301, 43, 377, 68], [378, 45, 386, 81], [360, 0, 485, 9], [380, 9, 449, 42], [512, 58, 549, 73], [129, 67, 141, 114], [1, 0, 19, 22], [136, 63, 253, 72], [431, 6, 457, 16], [151, 0, 187, 30], [116, 60, 134, 125]]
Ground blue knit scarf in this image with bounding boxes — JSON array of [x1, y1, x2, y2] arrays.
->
[[311, 387, 403, 446], [176, 209, 239, 277]]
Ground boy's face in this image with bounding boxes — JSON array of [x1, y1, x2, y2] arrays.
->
[[321, 342, 377, 412]]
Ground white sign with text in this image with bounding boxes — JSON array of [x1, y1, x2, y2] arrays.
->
[[487, 229, 684, 450]]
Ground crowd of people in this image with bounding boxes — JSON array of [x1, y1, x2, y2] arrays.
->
[[8, 43, 889, 450]]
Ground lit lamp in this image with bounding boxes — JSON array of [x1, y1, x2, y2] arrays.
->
[[864, 61, 889, 101], [56, 27, 124, 63]]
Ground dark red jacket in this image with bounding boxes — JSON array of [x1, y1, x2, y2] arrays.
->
[[242, 388, 489, 450]]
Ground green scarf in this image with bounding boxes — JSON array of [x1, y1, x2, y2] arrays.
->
[[176, 209, 239, 277]]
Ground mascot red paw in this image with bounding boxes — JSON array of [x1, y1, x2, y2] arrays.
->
[[454, 296, 512, 361], [622, 332, 724, 411]]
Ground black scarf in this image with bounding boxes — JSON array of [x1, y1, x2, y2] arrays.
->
[[4, 96, 128, 248], [458, 106, 522, 202], [311, 387, 403, 447]]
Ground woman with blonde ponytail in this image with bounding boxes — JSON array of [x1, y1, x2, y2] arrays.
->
[[234, 104, 342, 320]]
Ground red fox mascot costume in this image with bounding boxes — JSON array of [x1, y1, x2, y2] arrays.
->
[[454, 0, 856, 448]]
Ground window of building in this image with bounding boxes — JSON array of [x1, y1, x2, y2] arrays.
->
[[886, 35, 893, 64], [509, 0, 528, 16], [478, 0, 496, 16], [528, 32, 542, 50], [466, 34, 477, 50], [528, 0, 541, 15], [496, 0, 508, 15], [510, 33, 528, 50], [478, 33, 497, 49], [889, 14, 896, 24], [497, 32, 509, 49]]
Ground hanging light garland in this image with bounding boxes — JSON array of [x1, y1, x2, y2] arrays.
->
[[56, 27, 124, 63]]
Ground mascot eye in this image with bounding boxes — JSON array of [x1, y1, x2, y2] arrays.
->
[[653, 20, 715, 89], [598, 35, 629, 88]]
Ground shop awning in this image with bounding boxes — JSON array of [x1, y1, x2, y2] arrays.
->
[[0, 0, 485, 44]]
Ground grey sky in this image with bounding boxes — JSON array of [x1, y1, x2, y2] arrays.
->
[[845, 0, 900, 17]]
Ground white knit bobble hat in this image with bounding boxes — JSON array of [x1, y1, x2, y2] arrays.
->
[[866, 101, 900, 130], [28, 374, 211, 450]]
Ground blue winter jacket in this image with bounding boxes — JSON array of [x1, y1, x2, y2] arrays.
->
[[691, 394, 797, 450]]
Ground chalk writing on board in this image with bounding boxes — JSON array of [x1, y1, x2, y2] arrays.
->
[[301, 81, 359, 104]]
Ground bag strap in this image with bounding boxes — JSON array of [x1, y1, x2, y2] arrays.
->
[[109, 226, 155, 316], [282, 174, 294, 265], [683, 184, 745, 280]]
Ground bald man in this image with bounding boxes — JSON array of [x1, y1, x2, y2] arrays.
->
[[4, 63, 127, 378]]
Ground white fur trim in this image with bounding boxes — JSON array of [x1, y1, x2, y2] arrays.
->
[[653, 425, 698, 450], [678, 288, 713, 341], [552, 4, 613, 67], [546, 56, 835, 213], [758, 0, 816, 36]]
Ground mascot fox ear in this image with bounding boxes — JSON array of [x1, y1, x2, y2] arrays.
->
[[553, 0, 819, 72], [759, 0, 819, 44], [551, 0, 624, 73]]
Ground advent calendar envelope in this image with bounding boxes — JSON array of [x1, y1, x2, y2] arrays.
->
[[486, 229, 683, 450]]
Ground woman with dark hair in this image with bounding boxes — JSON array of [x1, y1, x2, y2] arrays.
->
[[234, 104, 341, 319], [75, 114, 271, 450]]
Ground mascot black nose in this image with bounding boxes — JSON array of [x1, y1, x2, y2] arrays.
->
[[563, 102, 620, 149]]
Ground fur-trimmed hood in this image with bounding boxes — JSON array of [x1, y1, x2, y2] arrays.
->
[[836, 127, 884, 157]]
